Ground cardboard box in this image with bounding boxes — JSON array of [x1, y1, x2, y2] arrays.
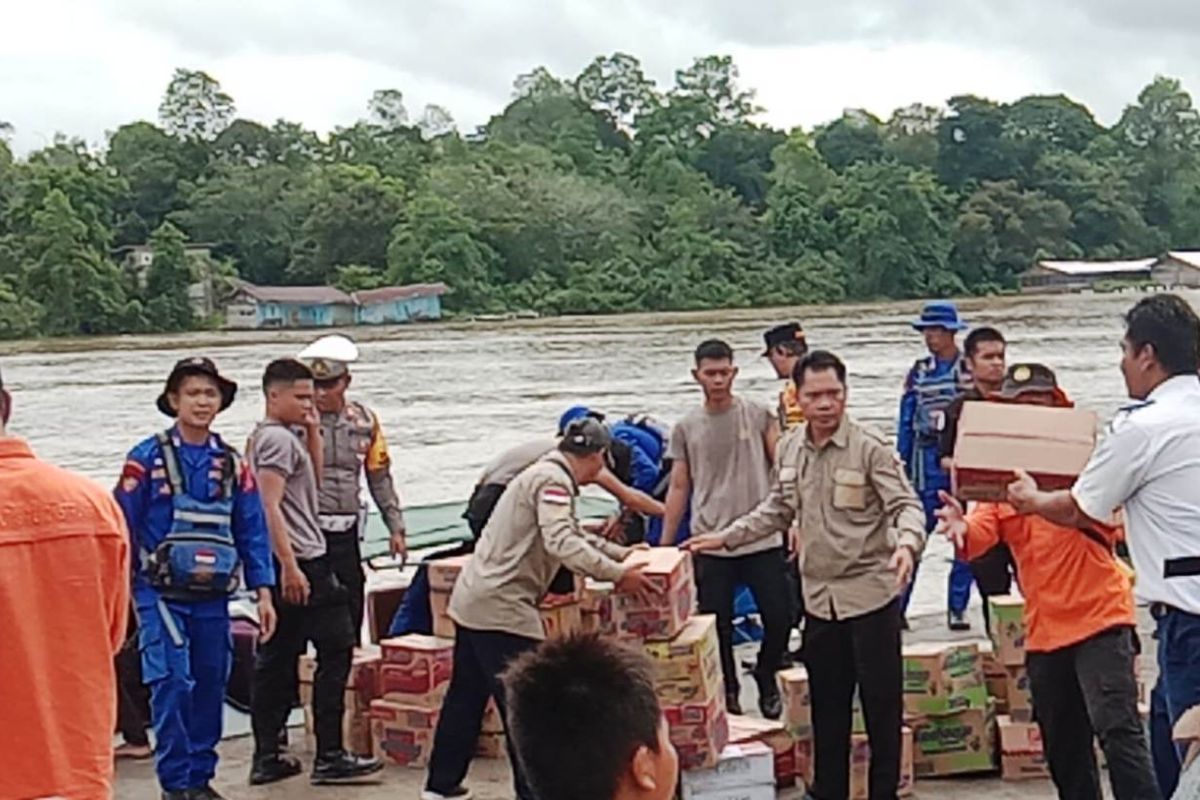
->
[[482, 697, 504, 735], [1002, 751, 1051, 781], [429, 588, 455, 639], [378, 634, 454, 706], [912, 706, 997, 777], [370, 699, 440, 769], [726, 714, 794, 786], [953, 402, 1097, 501], [581, 580, 616, 635], [682, 786, 775, 800], [680, 741, 775, 799], [997, 714, 1042, 754], [902, 642, 988, 716], [777, 666, 812, 738], [366, 569, 408, 644], [667, 698, 730, 770], [848, 727, 915, 799], [987, 595, 1027, 666], [1005, 665, 1033, 722], [644, 614, 723, 706], [475, 731, 506, 759], [427, 554, 471, 592], [540, 602, 583, 639], [612, 547, 696, 641]]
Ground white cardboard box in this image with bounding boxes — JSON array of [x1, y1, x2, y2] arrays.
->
[[681, 742, 775, 799]]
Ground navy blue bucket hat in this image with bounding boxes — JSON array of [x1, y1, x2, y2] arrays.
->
[[912, 300, 968, 332]]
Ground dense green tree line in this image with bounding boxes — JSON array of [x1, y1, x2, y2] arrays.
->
[[3, 57, 1200, 338]]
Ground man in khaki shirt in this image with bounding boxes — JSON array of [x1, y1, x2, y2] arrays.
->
[[688, 351, 924, 800], [425, 418, 657, 800]]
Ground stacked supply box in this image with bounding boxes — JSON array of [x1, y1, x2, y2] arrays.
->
[[902, 642, 988, 716], [988, 595, 1027, 667], [581, 579, 615, 636], [299, 649, 381, 757], [427, 554, 472, 639], [777, 666, 811, 740], [612, 547, 696, 642], [373, 634, 455, 768], [370, 699, 440, 768], [680, 741, 776, 800], [727, 714, 796, 789], [979, 641, 1009, 714], [476, 699, 506, 760], [849, 727, 916, 799], [998, 714, 1049, 781], [1004, 665, 1033, 722], [911, 705, 996, 777], [646, 612, 728, 770]]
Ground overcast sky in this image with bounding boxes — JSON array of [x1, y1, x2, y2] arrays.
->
[[4, 0, 1199, 155]]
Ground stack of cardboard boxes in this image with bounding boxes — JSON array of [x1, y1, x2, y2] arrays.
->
[[679, 742, 776, 800], [903, 641, 995, 777], [581, 579, 615, 636], [370, 634, 455, 768], [986, 595, 1049, 781], [635, 551, 727, 771], [299, 649, 381, 757]]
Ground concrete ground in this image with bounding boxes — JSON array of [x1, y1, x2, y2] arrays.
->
[[117, 605, 1138, 799]]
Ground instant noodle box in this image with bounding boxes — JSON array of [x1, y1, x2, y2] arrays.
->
[[370, 699, 440, 769], [912, 705, 997, 777], [952, 402, 1097, 502], [378, 634, 454, 707], [901, 642, 988, 716], [643, 614, 722, 706], [612, 547, 696, 641], [987, 595, 1027, 666]]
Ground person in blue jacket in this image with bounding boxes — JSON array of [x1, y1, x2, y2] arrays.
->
[[115, 357, 277, 800], [896, 302, 975, 631]]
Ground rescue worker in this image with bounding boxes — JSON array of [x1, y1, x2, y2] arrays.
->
[[114, 357, 277, 800], [936, 364, 1160, 800], [299, 334, 407, 636], [762, 322, 809, 431], [686, 350, 925, 800], [422, 417, 659, 800], [896, 300, 975, 630]]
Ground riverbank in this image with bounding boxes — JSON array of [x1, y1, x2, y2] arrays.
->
[[114, 604, 1145, 799]]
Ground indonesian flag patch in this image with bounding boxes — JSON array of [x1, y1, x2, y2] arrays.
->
[[541, 486, 571, 506]]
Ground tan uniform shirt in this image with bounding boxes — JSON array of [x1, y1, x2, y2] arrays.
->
[[720, 416, 925, 621], [449, 451, 631, 640], [317, 401, 405, 535]]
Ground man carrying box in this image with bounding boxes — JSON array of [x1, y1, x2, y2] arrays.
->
[[422, 418, 659, 800], [687, 351, 925, 800], [937, 363, 1160, 800], [1005, 295, 1200, 798]]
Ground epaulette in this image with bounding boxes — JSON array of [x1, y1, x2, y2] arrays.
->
[[1109, 399, 1154, 433]]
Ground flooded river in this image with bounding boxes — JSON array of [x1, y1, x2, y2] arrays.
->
[[4, 290, 1190, 616]]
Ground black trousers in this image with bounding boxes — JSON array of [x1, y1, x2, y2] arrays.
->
[[804, 598, 903, 800], [116, 607, 151, 747], [1026, 626, 1161, 800], [425, 626, 537, 800], [970, 543, 1016, 632], [696, 548, 792, 696], [324, 528, 366, 637], [251, 556, 357, 759]]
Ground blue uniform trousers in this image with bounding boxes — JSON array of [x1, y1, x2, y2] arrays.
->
[[901, 489, 974, 617], [136, 594, 231, 792], [1151, 607, 1200, 797]]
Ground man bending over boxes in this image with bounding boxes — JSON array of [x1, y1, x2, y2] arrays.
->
[[422, 418, 659, 800], [937, 363, 1160, 800]]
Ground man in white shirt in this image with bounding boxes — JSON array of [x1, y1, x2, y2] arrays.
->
[[1008, 294, 1200, 797]]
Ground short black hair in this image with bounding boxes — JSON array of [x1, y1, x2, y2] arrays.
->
[[1125, 295, 1200, 376], [793, 349, 847, 387], [694, 339, 733, 365], [773, 339, 808, 356], [965, 327, 1006, 358], [504, 635, 663, 800], [261, 358, 313, 393]]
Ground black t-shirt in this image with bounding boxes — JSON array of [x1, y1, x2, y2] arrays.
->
[[939, 388, 983, 461]]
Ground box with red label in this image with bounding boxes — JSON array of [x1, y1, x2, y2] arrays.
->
[[848, 727, 915, 799], [300, 648, 381, 697], [540, 602, 583, 639], [370, 699, 440, 768], [581, 580, 615, 635], [612, 547, 696, 641], [644, 614, 722, 706], [666, 695, 729, 770], [540, 574, 585, 609], [475, 731, 506, 760], [428, 554, 472, 592], [429, 589, 455, 639], [727, 714, 795, 788], [378, 634, 454, 707], [953, 402, 1097, 501], [1005, 665, 1033, 722]]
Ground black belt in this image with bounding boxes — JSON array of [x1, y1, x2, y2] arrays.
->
[[1164, 556, 1200, 579]]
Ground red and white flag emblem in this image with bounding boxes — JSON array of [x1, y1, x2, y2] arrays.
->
[[541, 487, 571, 506]]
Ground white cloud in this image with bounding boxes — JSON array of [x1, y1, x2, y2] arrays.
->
[[4, 0, 1200, 154]]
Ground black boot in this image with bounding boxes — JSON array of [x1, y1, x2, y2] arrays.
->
[[726, 690, 744, 716], [756, 673, 782, 720], [311, 750, 384, 784], [249, 753, 303, 786], [190, 786, 226, 800], [161, 792, 191, 800]]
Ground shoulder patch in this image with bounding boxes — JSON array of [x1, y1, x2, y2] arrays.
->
[[540, 486, 571, 506]]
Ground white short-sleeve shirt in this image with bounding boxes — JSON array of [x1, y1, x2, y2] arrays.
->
[[1072, 375, 1200, 614]]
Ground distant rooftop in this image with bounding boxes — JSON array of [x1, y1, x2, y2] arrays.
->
[[1165, 251, 1200, 269], [232, 281, 353, 305], [1034, 258, 1156, 276], [353, 283, 447, 304]]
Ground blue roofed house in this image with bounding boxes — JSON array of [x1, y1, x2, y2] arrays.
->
[[353, 283, 448, 325]]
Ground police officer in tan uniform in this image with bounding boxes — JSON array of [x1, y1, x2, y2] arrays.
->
[[688, 350, 924, 800], [299, 335, 407, 636], [762, 321, 809, 431]]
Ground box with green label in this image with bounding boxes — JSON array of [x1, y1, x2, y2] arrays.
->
[[902, 642, 988, 716], [912, 705, 997, 777], [987, 595, 1027, 666]]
